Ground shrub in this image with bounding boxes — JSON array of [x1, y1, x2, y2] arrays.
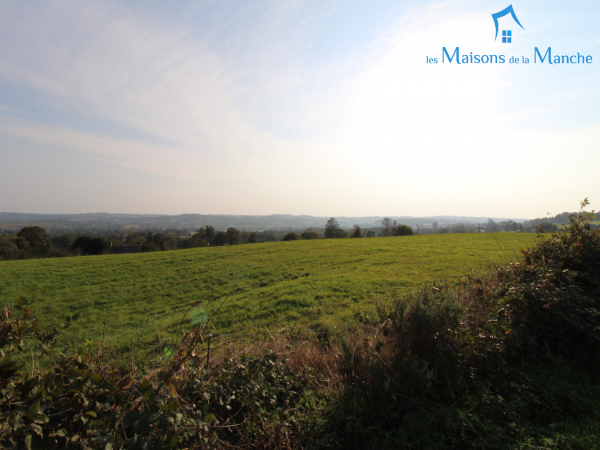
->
[[321, 200, 600, 449], [349, 226, 363, 238], [0, 298, 319, 450], [300, 229, 319, 240], [226, 227, 241, 245], [495, 198, 600, 359], [0, 234, 21, 260], [71, 236, 109, 255], [394, 224, 414, 236], [213, 231, 227, 246], [282, 232, 300, 241]]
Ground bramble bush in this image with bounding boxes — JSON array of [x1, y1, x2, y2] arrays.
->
[[319, 199, 600, 449], [0, 298, 322, 449]]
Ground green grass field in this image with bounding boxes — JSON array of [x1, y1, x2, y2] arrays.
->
[[0, 233, 539, 356]]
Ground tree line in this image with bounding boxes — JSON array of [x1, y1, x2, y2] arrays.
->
[[6, 214, 558, 261]]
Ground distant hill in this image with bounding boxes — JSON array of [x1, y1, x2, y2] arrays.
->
[[527, 212, 574, 227], [0, 212, 527, 234]]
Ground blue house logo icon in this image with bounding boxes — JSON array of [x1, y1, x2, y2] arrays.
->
[[492, 5, 524, 43]]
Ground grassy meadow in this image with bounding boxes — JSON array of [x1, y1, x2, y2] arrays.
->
[[0, 233, 539, 357]]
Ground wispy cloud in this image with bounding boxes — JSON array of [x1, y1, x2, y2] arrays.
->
[[0, 0, 598, 216]]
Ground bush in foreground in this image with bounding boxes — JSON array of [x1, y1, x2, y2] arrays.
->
[[320, 200, 600, 449], [0, 300, 320, 449]]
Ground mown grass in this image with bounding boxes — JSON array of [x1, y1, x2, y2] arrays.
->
[[0, 233, 538, 358]]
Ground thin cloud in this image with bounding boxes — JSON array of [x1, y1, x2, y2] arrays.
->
[[0, 0, 598, 216]]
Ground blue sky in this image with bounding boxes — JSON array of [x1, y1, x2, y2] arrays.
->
[[0, 0, 598, 218]]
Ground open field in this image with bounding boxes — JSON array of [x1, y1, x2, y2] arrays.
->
[[0, 233, 539, 356]]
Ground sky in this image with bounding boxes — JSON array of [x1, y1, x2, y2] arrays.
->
[[0, 0, 598, 219]]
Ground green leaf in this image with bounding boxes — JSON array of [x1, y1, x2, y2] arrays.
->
[[56, 429, 67, 437], [122, 410, 141, 427], [29, 423, 43, 437], [148, 412, 163, 424], [24, 434, 32, 450], [34, 415, 49, 424], [26, 400, 40, 421], [85, 411, 97, 418]]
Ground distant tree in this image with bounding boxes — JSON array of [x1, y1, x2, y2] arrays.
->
[[349, 226, 363, 238], [486, 219, 499, 233], [282, 232, 300, 241], [259, 233, 278, 243], [248, 232, 257, 244], [0, 234, 21, 260], [300, 229, 319, 240], [12, 236, 31, 258], [438, 228, 449, 234], [71, 236, 109, 255], [127, 234, 146, 246], [324, 218, 338, 239], [138, 232, 172, 252], [324, 218, 347, 239], [16, 226, 53, 258], [153, 233, 167, 250], [366, 230, 376, 238], [213, 231, 227, 246], [141, 240, 161, 252], [394, 224, 414, 236], [502, 220, 519, 232], [204, 226, 216, 243], [226, 227, 241, 245], [165, 234, 178, 250], [453, 223, 467, 234], [51, 234, 75, 251], [108, 238, 125, 248], [381, 218, 397, 237], [187, 233, 208, 248]]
